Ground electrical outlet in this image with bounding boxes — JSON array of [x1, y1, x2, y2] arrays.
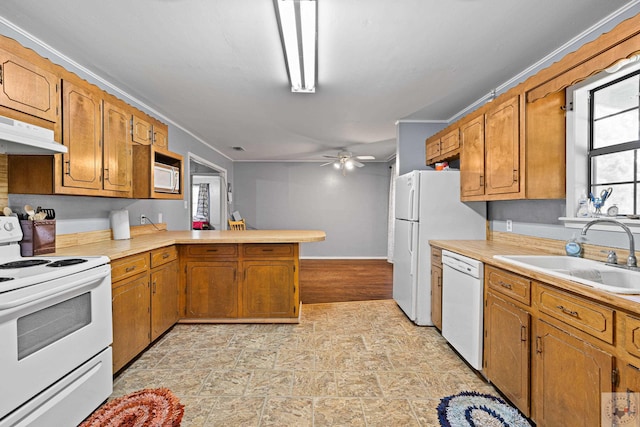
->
[[506, 219, 513, 232], [140, 214, 146, 225]]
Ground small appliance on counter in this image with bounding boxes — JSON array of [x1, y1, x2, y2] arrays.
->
[[110, 210, 131, 240]]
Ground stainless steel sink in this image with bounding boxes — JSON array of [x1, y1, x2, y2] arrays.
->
[[494, 255, 640, 294]]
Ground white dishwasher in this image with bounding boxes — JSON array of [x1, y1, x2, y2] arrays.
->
[[441, 250, 484, 370]]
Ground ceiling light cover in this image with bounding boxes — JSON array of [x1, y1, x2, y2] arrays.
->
[[275, 0, 317, 93]]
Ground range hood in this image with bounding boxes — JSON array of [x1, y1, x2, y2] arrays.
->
[[0, 115, 67, 155]]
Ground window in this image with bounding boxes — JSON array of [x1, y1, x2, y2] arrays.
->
[[565, 60, 640, 227], [588, 71, 640, 215]]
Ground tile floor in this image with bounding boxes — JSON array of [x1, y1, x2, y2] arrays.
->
[[112, 299, 497, 426]]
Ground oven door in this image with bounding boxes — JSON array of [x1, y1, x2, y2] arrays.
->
[[0, 265, 112, 420]]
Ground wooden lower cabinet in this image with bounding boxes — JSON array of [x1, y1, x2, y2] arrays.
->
[[242, 260, 297, 318], [430, 247, 443, 330], [484, 292, 530, 416], [112, 273, 150, 373], [185, 261, 239, 318], [180, 243, 300, 321], [151, 259, 179, 340], [111, 247, 179, 372], [534, 318, 613, 426]]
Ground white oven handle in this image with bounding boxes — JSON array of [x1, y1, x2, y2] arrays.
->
[[0, 268, 109, 311]]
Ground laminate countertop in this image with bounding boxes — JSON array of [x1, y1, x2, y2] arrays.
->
[[430, 239, 640, 317], [52, 230, 326, 260]]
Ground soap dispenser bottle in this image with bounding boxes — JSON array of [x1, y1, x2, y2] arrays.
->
[[565, 234, 583, 257]]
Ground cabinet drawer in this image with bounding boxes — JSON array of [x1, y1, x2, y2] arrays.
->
[[624, 315, 640, 360], [150, 245, 177, 268], [486, 266, 531, 306], [243, 243, 294, 258], [536, 284, 614, 344], [186, 244, 238, 258], [111, 253, 149, 283]]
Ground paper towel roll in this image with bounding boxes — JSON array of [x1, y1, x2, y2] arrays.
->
[[110, 210, 130, 240]]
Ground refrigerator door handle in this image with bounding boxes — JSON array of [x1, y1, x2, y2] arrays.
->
[[408, 187, 415, 220], [408, 222, 415, 276]]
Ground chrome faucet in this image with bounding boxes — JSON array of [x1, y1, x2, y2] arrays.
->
[[581, 219, 637, 268]]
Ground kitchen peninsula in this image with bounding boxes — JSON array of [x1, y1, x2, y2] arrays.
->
[[52, 228, 325, 372]]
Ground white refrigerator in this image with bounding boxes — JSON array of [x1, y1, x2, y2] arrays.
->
[[393, 169, 486, 325]]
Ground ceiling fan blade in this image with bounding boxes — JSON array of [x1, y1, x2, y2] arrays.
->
[[320, 161, 335, 167], [352, 160, 365, 167], [322, 155, 339, 159], [356, 155, 375, 160]]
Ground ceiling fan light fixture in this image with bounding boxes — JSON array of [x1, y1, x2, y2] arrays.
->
[[333, 161, 341, 169], [274, 0, 317, 93], [345, 159, 354, 170]]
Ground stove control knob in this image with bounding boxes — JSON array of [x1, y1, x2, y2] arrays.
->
[[4, 222, 14, 232]]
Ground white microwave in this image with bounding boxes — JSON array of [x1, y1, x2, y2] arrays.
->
[[154, 162, 180, 193]]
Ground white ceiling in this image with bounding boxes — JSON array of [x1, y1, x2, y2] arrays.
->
[[0, 0, 634, 162]]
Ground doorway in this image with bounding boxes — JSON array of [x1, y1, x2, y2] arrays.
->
[[188, 153, 228, 230]]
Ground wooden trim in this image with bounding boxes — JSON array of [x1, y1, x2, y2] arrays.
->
[[0, 154, 7, 208], [56, 223, 168, 249], [490, 230, 631, 264], [299, 259, 393, 304], [525, 14, 640, 102]]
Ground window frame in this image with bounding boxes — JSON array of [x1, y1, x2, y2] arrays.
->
[[563, 60, 640, 231], [587, 69, 640, 216]]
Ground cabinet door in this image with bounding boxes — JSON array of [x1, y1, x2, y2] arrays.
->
[[112, 274, 150, 372], [439, 129, 460, 156], [485, 96, 520, 195], [484, 293, 530, 416], [431, 263, 442, 330], [151, 259, 179, 340], [534, 319, 613, 427], [61, 80, 102, 190], [242, 260, 297, 318], [131, 114, 152, 145], [0, 48, 59, 122], [102, 100, 132, 193], [460, 115, 485, 198], [426, 139, 440, 164], [185, 261, 238, 318], [152, 122, 169, 149]]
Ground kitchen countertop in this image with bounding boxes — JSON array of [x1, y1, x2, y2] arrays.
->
[[430, 239, 640, 316], [52, 229, 326, 260]]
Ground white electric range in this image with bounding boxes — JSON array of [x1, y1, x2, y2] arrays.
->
[[0, 215, 113, 427]]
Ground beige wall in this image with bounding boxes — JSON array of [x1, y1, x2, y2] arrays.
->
[[0, 155, 7, 208]]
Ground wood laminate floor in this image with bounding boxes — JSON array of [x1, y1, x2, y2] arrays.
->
[[112, 300, 496, 426]]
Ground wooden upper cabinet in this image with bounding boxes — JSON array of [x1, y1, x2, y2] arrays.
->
[[425, 139, 440, 164], [61, 80, 102, 190], [131, 114, 153, 145], [425, 128, 460, 165], [460, 114, 485, 198], [0, 47, 59, 123], [439, 129, 459, 157], [485, 95, 520, 196], [152, 120, 169, 149], [131, 114, 168, 149], [103, 100, 132, 194]]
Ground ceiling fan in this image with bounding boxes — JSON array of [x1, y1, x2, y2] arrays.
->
[[320, 151, 375, 175]]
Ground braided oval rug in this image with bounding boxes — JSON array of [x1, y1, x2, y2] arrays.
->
[[79, 388, 184, 427], [438, 391, 532, 427]]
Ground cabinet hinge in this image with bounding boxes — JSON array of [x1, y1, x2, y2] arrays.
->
[[513, 169, 518, 183], [612, 368, 620, 387]]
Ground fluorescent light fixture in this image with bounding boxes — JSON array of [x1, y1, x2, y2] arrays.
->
[[274, 0, 317, 93]]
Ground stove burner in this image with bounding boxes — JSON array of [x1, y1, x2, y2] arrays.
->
[[0, 277, 14, 282], [0, 259, 51, 269], [46, 259, 89, 268]]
